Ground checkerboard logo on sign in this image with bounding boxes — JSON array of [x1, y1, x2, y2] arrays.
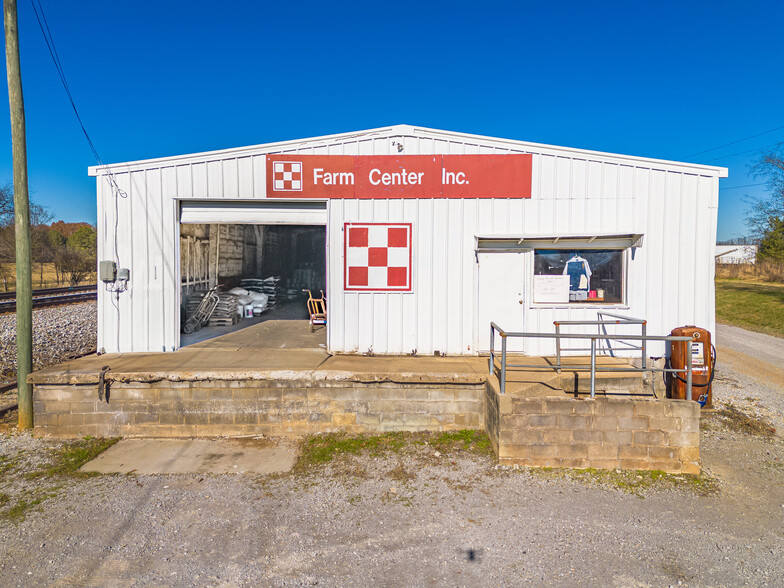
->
[[272, 161, 303, 191], [344, 223, 412, 292]]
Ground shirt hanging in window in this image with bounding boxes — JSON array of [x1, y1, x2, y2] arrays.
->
[[562, 255, 592, 291]]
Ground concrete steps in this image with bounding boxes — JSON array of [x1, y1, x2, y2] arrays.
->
[[495, 355, 650, 398]]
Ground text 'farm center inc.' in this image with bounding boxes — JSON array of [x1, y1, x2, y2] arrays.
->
[[314, 167, 468, 186]]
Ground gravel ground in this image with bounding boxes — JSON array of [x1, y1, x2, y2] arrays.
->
[[0, 301, 96, 381], [715, 324, 784, 432], [0, 325, 782, 586], [716, 323, 784, 368]]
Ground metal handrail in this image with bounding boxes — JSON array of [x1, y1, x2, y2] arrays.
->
[[554, 312, 648, 373], [488, 322, 695, 400]]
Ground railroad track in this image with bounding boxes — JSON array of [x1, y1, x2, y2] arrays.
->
[[0, 381, 17, 417], [0, 284, 97, 301], [1, 346, 98, 416], [0, 284, 97, 314]]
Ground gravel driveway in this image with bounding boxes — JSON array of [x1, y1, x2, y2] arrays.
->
[[716, 323, 784, 369], [0, 325, 782, 586]]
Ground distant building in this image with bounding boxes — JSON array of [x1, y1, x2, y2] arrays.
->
[[715, 244, 757, 264]]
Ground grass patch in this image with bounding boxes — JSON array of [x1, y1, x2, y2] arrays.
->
[[295, 432, 407, 471], [294, 430, 493, 473], [0, 489, 61, 523], [715, 279, 784, 338], [26, 436, 120, 479], [430, 430, 493, 457], [2, 498, 45, 522], [0, 262, 95, 291], [0, 454, 18, 477], [526, 466, 719, 498], [1, 437, 118, 524], [386, 463, 415, 483]]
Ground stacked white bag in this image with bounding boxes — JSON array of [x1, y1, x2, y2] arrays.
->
[[228, 287, 268, 316]]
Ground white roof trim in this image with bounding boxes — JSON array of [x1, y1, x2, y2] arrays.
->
[[407, 125, 728, 177], [89, 123, 728, 178], [88, 125, 410, 176]]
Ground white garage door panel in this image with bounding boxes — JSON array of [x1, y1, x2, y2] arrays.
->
[[180, 200, 327, 225]]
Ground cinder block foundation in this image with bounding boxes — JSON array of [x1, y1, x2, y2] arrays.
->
[[484, 382, 700, 474], [32, 360, 702, 475], [33, 379, 485, 438]]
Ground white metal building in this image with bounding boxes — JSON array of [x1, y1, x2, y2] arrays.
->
[[89, 125, 727, 358]]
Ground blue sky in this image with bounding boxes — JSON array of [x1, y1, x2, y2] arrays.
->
[[1, 0, 782, 241]]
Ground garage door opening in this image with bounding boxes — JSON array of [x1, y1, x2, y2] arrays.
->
[[179, 223, 326, 349]]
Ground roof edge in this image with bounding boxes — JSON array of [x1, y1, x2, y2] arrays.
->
[[406, 125, 728, 177], [88, 124, 413, 176], [89, 123, 728, 178]]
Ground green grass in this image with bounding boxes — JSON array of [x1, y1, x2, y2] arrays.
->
[[527, 466, 720, 498], [0, 454, 18, 477], [294, 430, 493, 472], [24, 436, 120, 479], [0, 437, 119, 524], [296, 432, 408, 470], [715, 279, 784, 338], [0, 493, 58, 523], [430, 429, 493, 456]]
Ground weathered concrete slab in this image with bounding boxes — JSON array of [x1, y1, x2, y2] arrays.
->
[[28, 348, 331, 384], [316, 355, 487, 384], [80, 438, 297, 474], [186, 319, 326, 350], [28, 348, 490, 385]]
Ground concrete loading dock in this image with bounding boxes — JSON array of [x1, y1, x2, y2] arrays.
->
[[30, 320, 700, 474]]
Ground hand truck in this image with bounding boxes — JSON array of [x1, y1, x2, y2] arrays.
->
[[303, 289, 326, 332]]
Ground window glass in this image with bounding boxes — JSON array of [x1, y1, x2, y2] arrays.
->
[[534, 249, 623, 304]]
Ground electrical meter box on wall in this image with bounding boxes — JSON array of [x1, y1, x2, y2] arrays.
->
[[99, 260, 116, 283]]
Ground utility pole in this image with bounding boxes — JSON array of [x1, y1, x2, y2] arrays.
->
[[4, 0, 33, 429]]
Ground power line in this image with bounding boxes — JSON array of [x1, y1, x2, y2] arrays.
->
[[718, 183, 766, 191], [680, 124, 784, 159], [29, 0, 101, 165], [29, 0, 125, 197], [698, 141, 783, 164]]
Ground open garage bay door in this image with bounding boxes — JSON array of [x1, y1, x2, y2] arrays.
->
[[180, 200, 327, 225]]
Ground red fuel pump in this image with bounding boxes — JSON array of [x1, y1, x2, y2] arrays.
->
[[668, 326, 715, 407]]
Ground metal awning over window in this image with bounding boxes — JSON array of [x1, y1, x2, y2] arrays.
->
[[475, 234, 644, 252]]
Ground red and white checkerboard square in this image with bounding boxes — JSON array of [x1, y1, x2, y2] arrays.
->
[[272, 161, 302, 191], [344, 223, 412, 291]]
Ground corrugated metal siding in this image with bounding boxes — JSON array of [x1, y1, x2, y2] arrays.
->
[[95, 128, 722, 356]]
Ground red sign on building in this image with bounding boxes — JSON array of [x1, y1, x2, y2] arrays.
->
[[267, 154, 532, 199]]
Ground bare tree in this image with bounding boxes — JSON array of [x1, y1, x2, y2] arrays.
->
[[0, 183, 12, 222], [747, 150, 784, 237], [0, 182, 51, 226], [1, 183, 56, 285], [54, 245, 93, 284]]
